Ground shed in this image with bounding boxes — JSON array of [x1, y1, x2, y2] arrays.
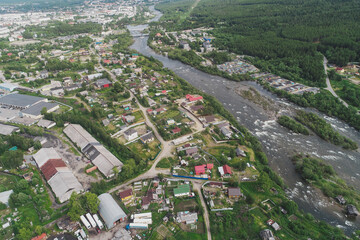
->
[[98, 193, 127, 229]]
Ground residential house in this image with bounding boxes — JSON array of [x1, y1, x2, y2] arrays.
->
[[220, 126, 232, 138], [95, 78, 112, 88], [124, 129, 138, 141], [119, 189, 133, 201], [176, 212, 198, 224], [204, 115, 216, 124], [259, 229, 275, 240], [218, 164, 232, 177], [140, 132, 155, 144], [185, 147, 198, 156], [190, 105, 204, 112], [236, 147, 246, 157], [122, 115, 135, 124], [195, 165, 205, 175], [227, 187, 242, 198], [171, 127, 181, 134], [39, 70, 49, 79], [186, 94, 203, 102]]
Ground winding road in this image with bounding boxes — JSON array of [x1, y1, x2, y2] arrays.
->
[[323, 56, 349, 107]]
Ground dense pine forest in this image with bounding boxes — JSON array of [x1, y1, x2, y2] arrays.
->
[[157, 0, 360, 87]]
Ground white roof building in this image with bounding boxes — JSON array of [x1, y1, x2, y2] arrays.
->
[[48, 171, 83, 203], [0, 123, 19, 136], [64, 124, 123, 177], [63, 124, 97, 150], [98, 193, 127, 229], [32, 147, 62, 168]]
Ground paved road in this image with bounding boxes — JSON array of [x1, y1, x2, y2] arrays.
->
[[323, 56, 349, 107]]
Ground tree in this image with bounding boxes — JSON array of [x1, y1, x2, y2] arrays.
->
[[67, 192, 85, 221], [85, 192, 100, 214], [258, 173, 271, 191], [18, 227, 32, 240], [40, 107, 47, 115]]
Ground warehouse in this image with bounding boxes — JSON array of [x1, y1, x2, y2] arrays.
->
[[64, 124, 123, 177], [63, 124, 97, 150], [32, 147, 62, 168], [41, 159, 83, 203], [0, 123, 19, 135], [98, 193, 127, 229], [0, 93, 46, 109], [0, 83, 17, 92], [20, 102, 59, 119], [83, 143, 124, 178], [0, 107, 20, 122]]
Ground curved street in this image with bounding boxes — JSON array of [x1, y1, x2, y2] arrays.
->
[[323, 56, 349, 107]]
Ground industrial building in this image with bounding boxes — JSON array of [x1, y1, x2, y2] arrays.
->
[[32, 147, 62, 168], [0, 123, 19, 135], [0, 93, 46, 110], [98, 193, 127, 229], [20, 102, 59, 119], [33, 148, 83, 203], [64, 124, 123, 178], [0, 83, 17, 92]]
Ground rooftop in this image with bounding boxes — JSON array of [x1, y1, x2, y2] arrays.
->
[[33, 148, 62, 168], [0, 93, 45, 108], [21, 102, 59, 116], [0, 123, 19, 135]]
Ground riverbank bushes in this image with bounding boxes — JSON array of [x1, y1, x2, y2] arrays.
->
[[262, 83, 360, 131], [277, 115, 310, 135], [293, 154, 360, 209], [295, 110, 358, 150]]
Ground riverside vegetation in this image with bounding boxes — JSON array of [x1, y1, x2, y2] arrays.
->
[[293, 154, 360, 210], [277, 115, 310, 135], [294, 110, 358, 150]]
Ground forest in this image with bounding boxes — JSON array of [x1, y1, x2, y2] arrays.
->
[[156, 0, 360, 87], [23, 21, 102, 39]]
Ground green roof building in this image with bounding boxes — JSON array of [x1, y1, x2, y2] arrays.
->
[[174, 184, 190, 197]]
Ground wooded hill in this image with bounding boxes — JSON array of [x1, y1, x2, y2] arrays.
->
[[157, 0, 360, 87]]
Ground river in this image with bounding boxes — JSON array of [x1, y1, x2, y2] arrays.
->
[[127, 6, 360, 234]]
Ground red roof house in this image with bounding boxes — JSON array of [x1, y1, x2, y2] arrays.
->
[[31, 233, 47, 240], [172, 127, 181, 134], [206, 163, 214, 170], [223, 164, 232, 175], [186, 94, 203, 102], [195, 165, 205, 175]]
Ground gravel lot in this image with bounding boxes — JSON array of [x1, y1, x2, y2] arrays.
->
[[43, 133, 99, 190]]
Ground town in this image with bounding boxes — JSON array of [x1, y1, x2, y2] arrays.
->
[[0, 0, 359, 240]]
